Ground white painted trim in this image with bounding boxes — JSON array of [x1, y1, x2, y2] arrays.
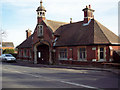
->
[[92, 59, 96, 62], [77, 47, 87, 61], [59, 58, 68, 60], [69, 58, 73, 60], [77, 59, 87, 62], [98, 46, 106, 62], [109, 46, 113, 50], [97, 59, 106, 62]]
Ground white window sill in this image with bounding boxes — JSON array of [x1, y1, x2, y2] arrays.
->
[[97, 59, 106, 62], [77, 59, 87, 62], [24, 56, 28, 58], [59, 58, 68, 60]]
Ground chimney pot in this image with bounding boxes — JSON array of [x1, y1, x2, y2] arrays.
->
[[70, 18, 72, 23], [89, 5, 91, 8], [26, 29, 32, 39]]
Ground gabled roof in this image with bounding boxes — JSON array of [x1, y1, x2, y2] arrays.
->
[[54, 19, 120, 46], [17, 19, 67, 49], [17, 35, 33, 48], [44, 19, 68, 32], [2, 42, 14, 47]]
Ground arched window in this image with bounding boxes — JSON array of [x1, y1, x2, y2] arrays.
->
[[38, 25, 43, 37], [40, 12, 42, 16]]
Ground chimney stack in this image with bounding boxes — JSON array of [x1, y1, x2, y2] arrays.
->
[[26, 29, 32, 39], [89, 5, 91, 9], [82, 5, 95, 23]]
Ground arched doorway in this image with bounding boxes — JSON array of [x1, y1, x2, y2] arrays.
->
[[37, 44, 49, 64]]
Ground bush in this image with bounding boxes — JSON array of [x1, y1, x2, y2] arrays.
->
[[3, 49, 15, 54]]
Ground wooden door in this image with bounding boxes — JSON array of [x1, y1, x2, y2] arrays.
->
[[37, 44, 49, 64]]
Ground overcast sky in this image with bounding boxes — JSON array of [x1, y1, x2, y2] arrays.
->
[[0, 0, 119, 47]]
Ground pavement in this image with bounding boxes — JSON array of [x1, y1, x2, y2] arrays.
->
[[14, 59, 120, 75]]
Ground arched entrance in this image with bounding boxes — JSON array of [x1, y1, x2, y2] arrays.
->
[[37, 44, 49, 64]]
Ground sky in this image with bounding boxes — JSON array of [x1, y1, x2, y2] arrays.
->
[[0, 0, 119, 47]]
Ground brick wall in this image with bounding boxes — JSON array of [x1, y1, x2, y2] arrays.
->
[[56, 45, 111, 65]]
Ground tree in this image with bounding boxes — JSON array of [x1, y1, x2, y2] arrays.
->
[[3, 49, 15, 54]]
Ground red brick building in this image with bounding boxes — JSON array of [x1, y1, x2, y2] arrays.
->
[[17, 1, 120, 64]]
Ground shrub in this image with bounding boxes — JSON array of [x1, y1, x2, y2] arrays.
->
[[3, 49, 15, 54]]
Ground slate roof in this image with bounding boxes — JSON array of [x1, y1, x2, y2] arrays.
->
[[44, 19, 68, 32], [54, 19, 120, 46], [17, 19, 120, 48], [17, 19, 67, 48], [17, 35, 33, 48], [2, 42, 14, 47]]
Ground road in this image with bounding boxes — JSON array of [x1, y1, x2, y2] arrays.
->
[[2, 62, 120, 89]]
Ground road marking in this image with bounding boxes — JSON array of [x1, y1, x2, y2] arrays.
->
[[3, 68, 42, 78], [26, 73, 42, 78], [3, 68, 99, 89], [48, 68, 88, 73], [60, 81, 98, 89]]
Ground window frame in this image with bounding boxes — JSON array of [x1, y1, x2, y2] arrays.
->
[[29, 49, 32, 58], [59, 48, 68, 60], [19, 49, 22, 57], [78, 47, 87, 61], [38, 25, 43, 37], [24, 49, 27, 57], [98, 46, 106, 61], [100, 48, 104, 59]]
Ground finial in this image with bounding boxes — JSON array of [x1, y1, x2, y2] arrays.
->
[[40, 0, 43, 6], [70, 18, 72, 23], [86, 5, 88, 8], [89, 5, 91, 9]]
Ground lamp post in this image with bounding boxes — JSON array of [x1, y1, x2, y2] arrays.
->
[[0, 32, 4, 56]]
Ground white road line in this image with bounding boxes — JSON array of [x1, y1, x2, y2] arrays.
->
[[3, 68, 42, 78], [60, 81, 98, 89], [3, 68, 99, 89]]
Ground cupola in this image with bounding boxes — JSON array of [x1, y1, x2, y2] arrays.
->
[[36, 0, 46, 23]]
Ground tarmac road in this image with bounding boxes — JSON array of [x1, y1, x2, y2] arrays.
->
[[2, 62, 120, 89]]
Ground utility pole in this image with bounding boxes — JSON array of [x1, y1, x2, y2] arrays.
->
[[0, 32, 4, 56]]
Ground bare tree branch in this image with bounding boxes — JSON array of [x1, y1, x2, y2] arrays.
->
[[0, 29, 7, 42]]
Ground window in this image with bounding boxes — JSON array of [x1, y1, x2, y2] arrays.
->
[[79, 48, 86, 60], [98, 47, 106, 61], [19, 50, 21, 57], [38, 25, 43, 37], [29, 50, 32, 58], [59, 48, 67, 59], [100, 48, 104, 59], [40, 12, 42, 16], [37, 12, 39, 16], [24, 49, 27, 57]]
